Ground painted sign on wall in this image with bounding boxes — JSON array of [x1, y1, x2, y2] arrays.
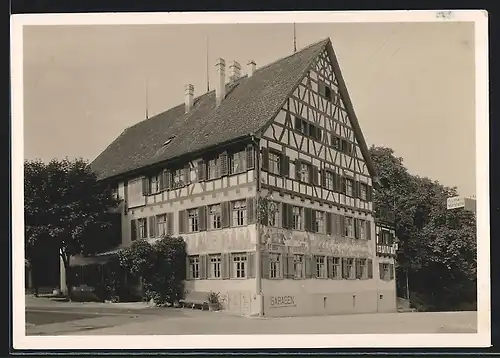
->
[[269, 295, 297, 308]]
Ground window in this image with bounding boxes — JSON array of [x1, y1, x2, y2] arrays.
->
[[294, 254, 304, 278], [138, 218, 147, 239], [344, 217, 354, 237], [314, 211, 324, 233], [358, 219, 366, 240], [207, 158, 219, 179], [319, 81, 333, 101], [157, 214, 167, 237], [268, 201, 279, 227], [300, 163, 310, 182], [189, 256, 200, 279], [188, 209, 199, 232], [209, 204, 221, 230], [324, 86, 332, 101], [231, 151, 246, 174], [332, 257, 341, 278], [111, 187, 119, 200], [232, 200, 247, 226], [325, 171, 335, 190], [294, 116, 308, 134], [331, 135, 341, 150], [232, 254, 247, 278], [149, 174, 160, 194], [172, 168, 184, 188], [380, 263, 391, 280], [292, 206, 302, 230], [345, 178, 354, 197], [360, 183, 368, 201], [316, 256, 326, 278], [209, 255, 221, 279], [269, 253, 281, 279], [269, 152, 280, 175], [346, 258, 354, 279], [358, 258, 367, 279]]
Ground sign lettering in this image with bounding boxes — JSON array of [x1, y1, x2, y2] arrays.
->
[[270, 295, 296, 308]]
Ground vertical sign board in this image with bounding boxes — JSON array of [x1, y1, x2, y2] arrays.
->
[[447, 196, 465, 210]]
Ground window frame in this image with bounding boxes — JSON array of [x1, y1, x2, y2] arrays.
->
[[232, 200, 247, 227], [188, 208, 199, 233], [232, 253, 247, 279], [189, 255, 200, 280], [208, 204, 222, 230], [157, 213, 167, 237], [316, 256, 327, 278], [209, 254, 221, 279]]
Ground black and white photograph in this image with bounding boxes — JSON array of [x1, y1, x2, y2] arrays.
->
[[11, 10, 489, 350]]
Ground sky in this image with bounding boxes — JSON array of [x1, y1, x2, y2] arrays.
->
[[22, 21, 476, 197]]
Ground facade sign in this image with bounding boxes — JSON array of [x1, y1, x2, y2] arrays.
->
[[447, 196, 465, 210], [269, 295, 296, 308]]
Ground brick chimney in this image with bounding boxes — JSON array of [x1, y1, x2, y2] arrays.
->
[[228, 60, 242, 82], [185, 84, 194, 113], [247, 60, 256, 77], [215, 58, 226, 106]]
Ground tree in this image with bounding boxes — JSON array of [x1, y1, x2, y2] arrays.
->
[[370, 146, 477, 311], [24, 158, 120, 297]]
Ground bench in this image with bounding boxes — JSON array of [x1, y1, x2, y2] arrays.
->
[[179, 291, 209, 310]]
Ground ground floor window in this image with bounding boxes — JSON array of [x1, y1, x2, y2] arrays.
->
[[209, 255, 221, 279], [269, 253, 281, 279], [293, 254, 304, 279], [316, 256, 327, 278], [189, 256, 200, 279], [232, 253, 247, 278]]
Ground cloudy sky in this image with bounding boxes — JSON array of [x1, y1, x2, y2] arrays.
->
[[22, 21, 476, 197]]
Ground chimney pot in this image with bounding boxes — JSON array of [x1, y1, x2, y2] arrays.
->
[[228, 60, 242, 82], [247, 60, 256, 77], [215, 58, 226, 106], [185, 84, 194, 113]]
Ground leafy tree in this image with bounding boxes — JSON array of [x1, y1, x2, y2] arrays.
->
[[370, 146, 477, 311], [24, 158, 120, 297]]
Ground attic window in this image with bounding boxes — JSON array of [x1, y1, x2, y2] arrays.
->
[[163, 136, 176, 147]]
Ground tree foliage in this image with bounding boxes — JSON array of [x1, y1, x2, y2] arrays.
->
[[118, 237, 187, 305], [24, 158, 120, 293], [370, 146, 477, 311]]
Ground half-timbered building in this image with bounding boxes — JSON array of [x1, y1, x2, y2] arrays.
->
[[89, 38, 397, 317]]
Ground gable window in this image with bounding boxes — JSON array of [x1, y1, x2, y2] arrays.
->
[[294, 254, 304, 278], [231, 150, 246, 174], [232, 200, 247, 226], [360, 183, 368, 201], [232, 253, 247, 278], [294, 116, 308, 134], [316, 256, 327, 278], [157, 214, 167, 237], [209, 255, 221, 279], [300, 163, 310, 182], [189, 256, 200, 279], [341, 139, 352, 154], [269, 253, 281, 279], [344, 216, 354, 237], [269, 152, 280, 175], [138, 218, 148, 239], [325, 170, 335, 190], [346, 258, 354, 279], [314, 211, 324, 233], [331, 135, 341, 150], [292, 206, 302, 230], [207, 157, 220, 180], [319, 81, 333, 101], [209, 204, 222, 230], [309, 124, 322, 141], [188, 208, 199, 233], [332, 257, 341, 278]]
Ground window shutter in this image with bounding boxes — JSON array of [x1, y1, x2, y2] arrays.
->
[[379, 263, 384, 280], [317, 128, 322, 141], [130, 219, 137, 241], [280, 203, 288, 229], [354, 218, 359, 239], [222, 253, 230, 279], [325, 212, 332, 235], [311, 209, 317, 232], [334, 174, 341, 192], [288, 204, 294, 229], [308, 165, 314, 185], [355, 259, 361, 279], [261, 252, 269, 279], [246, 145, 255, 169], [368, 259, 373, 279], [390, 264, 395, 280], [220, 151, 229, 176], [199, 255, 207, 279], [340, 177, 346, 194], [389, 232, 394, 245], [327, 256, 334, 279], [366, 221, 372, 240], [304, 207, 311, 232], [280, 155, 288, 177], [313, 166, 319, 186], [295, 159, 301, 180], [321, 169, 326, 187], [142, 177, 149, 196], [311, 256, 318, 278], [220, 201, 230, 228], [246, 198, 255, 224], [149, 216, 156, 238], [286, 254, 294, 279], [198, 206, 207, 231], [185, 257, 191, 280], [178, 210, 186, 234], [262, 148, 269, 171], [367, 185, 373, 201], [247, 252, 256, 278], [167, 213, 174, 236], [305, 255, 313, 279], [339, 215, 345, 236]]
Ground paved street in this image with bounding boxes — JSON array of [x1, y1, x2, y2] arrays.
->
[[25, 296, 477, 336]]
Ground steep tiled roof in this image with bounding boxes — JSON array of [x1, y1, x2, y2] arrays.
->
[[91, 39, 329, 180]]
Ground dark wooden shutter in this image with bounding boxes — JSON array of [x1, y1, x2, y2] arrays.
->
[[198, 206, 207, 231], [246, 145, 255, 169], [308, 165, 314, 185], [368, 259, 373, 279], [355, 259, 361, 279], [313, 166, 319, 186], [305, 255, 313, 279], [316, 128, 322, 141], [379, 263, 384, 280], [325, 212, 332, 235], [261, 252, 269, 279], [288, 204, 294, 229], [167, 213, 174, 236], [142, 177, 149, 196], [321, 169, 326, 187], [367, 185, 373, 201], [295, 159, 301, 180], [311, 256, 318, 278], [199, 255, 207, 279], [286, 254, 294, 279], [334, 174, 341, 192], [354, 218, 359, 239], [221, 201, 231, 228], [185, 257, 191, 280], [340, 177, 346, 194], [327, 256, 334, 279], [341, 258, 347, 279], [222, 253, 230, 279], [220, 152, 228, 176], [281, 203, 288, 229], [149, 216, 156, 238], [247, 252, 256, 278], [304, 207, 311, 232], [280, 155, 289, 177], [366, 221, 372, 240], [389, 232, 394, 245], [390, 264, 395, 280], [311, 209, 317, 232], [178, 210, 186, 234], [262, 148, 269, 171], [354, 181, 360, 198], [130, 219, 137, 241], [246, 198, 255, 224]]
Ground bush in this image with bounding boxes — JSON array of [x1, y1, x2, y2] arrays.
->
[[118, 237, 187, 305]]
